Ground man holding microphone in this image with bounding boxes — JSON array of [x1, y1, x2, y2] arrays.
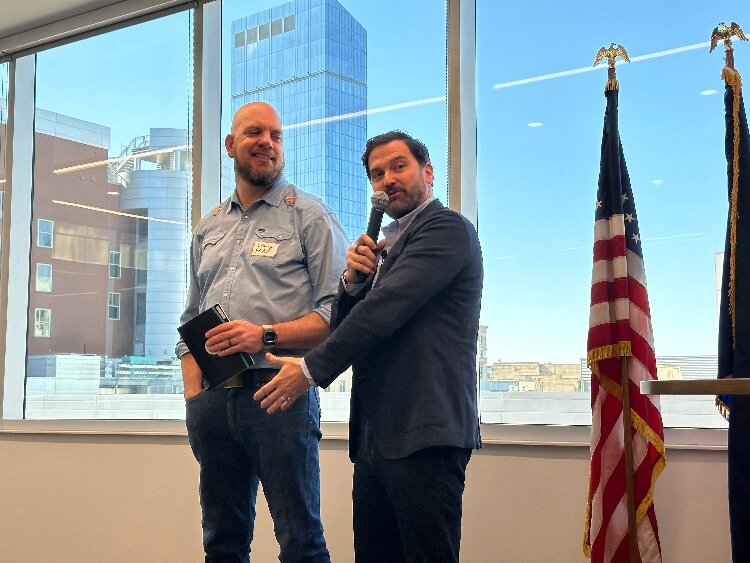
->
[[257, 130, 483, 563]]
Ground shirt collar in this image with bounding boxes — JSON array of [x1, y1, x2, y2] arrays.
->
[[229, 175, 289, 212], [381, 196, 435, 247]]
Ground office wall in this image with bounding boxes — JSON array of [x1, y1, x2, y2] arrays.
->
[[0, 434, 730, 562]]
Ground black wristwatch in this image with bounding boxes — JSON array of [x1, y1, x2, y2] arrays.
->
[[262, 325, 277, 349]]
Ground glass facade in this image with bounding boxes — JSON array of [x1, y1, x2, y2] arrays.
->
[[231, 0, 367, 241]]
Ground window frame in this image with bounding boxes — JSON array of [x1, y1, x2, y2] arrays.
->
[[107, 292, 121, 321], [35, 263, 52, 292], [36, 219, 53, 248], [0, 0, 729, 452], [108, 251, 121, 279], [34, 308, 51, 338]]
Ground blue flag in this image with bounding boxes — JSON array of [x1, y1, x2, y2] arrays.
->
[[717, 67, 750, 562]]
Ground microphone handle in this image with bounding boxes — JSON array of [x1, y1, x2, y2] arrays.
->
[[356, 208, 385, 282], [365, 207, 384, 242]]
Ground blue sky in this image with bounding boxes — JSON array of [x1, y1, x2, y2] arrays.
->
[[476, 0, 750, 362], [27, 0, 750, 364]]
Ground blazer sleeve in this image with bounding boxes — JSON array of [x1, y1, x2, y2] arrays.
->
[[305, 209, 479, 388]]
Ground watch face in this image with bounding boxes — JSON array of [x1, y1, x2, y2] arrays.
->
[[263, 328, 277, 346]]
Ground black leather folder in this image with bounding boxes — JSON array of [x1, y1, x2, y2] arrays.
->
[[177, 304, 254, 388]]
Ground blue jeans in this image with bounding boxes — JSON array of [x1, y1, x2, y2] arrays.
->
[[186, 386, 330, 563]]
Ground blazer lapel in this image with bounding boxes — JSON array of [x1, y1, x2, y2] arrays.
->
[[376, 199, 444, 280]]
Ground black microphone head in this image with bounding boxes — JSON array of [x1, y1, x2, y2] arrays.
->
[[371, 191, 389, 211]]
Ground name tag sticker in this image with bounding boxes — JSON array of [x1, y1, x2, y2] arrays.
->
[[251, 240, 279, 257]]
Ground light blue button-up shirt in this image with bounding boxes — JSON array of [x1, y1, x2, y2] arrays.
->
[[176, 176, 349, 368]]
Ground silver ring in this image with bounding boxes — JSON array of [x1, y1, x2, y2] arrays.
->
[[281, 396, 289, 402]]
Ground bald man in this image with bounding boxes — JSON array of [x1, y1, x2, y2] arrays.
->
[[176, 103, 348, 563]]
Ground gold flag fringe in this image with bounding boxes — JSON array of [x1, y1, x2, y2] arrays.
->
[[723, 66, 742, 343], [604, 78, 620, 92], [583, 343, 667, 558], [717, 67, 743, 421], [716, 395, 731, 421]]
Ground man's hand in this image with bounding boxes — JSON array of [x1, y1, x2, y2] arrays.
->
[[181, 353, 204, 400], [205, 320, 264, 356], [253, 353, 312, 414], [345, 234, 387, 282]]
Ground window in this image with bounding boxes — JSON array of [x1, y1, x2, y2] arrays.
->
[[34, 309, 51, 338], [135, 292, 147, 325], [476, 0, 750, 428], [9, 10, 194, 420], [108, 292, 121, 320], [224, 0, 448, 422], [109, 251, 121, 279], [271, 18, 282, 37], [283, 15, 295, 33], [37, 219, 53, 248], [36, 264, 52, 292], [258, 23, 269, 40]]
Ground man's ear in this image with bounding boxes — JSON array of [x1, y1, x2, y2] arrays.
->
[[423, 162, 434, 186], [224, 133, 235, 157]]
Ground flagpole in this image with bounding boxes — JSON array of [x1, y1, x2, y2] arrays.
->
[[593, 44, 640, 562], [620, 356, 639, 563], [712, 20, 750, 563]]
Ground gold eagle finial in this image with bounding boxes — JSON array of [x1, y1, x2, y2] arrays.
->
[[710, 21, 747, 53], [593, 43, 630, 69], [593, 43, 629, 91]]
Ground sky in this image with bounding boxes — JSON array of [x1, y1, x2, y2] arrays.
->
[[15, 0, 750, 366]]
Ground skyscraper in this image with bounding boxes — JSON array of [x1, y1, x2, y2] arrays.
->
[[231, 0, 367, 241]]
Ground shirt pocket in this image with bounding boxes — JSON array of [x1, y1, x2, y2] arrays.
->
[[249, 227, 299, 267], [200, 231, 226, 256], [196, 231, 227, 281]]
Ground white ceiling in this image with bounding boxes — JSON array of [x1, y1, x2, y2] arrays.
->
[[0, 0, 124, 39]]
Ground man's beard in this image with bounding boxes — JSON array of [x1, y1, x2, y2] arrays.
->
[[235, 159, 284, 187]]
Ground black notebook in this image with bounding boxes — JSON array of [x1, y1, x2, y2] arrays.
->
[[178, 304, 254, 389]]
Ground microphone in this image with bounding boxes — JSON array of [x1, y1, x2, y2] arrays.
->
[[357, 191, 390, 281]]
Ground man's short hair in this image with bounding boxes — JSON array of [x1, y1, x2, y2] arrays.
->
[[361, 130, 431, 180]]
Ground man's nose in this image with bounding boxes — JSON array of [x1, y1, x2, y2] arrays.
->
[[258, 131, 272, 146]]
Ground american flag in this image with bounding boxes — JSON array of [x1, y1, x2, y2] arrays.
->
[[583, 88, 666, 563]]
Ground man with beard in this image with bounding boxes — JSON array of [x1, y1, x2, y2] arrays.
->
[[176, 102, 348, 563], [255, 131, 483, 563]]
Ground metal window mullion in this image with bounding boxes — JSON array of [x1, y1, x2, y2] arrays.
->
[[196, 0, 222, 223], [1, 55, 35, 421], [447, 0, 477, 227]]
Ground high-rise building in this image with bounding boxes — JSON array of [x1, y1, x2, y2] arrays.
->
[[230, 0, 367, 241]]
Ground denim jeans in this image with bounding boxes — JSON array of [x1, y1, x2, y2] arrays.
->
[[186, 385, 330, 563], [353, 442, 471, 563]]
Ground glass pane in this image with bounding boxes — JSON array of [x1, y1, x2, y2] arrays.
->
[[477, 0, 750, 427], [221, 0, 448, 422], [24, 12, 193, 419]]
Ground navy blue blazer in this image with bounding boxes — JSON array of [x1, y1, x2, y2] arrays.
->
[[305, 199, 483, 460]]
